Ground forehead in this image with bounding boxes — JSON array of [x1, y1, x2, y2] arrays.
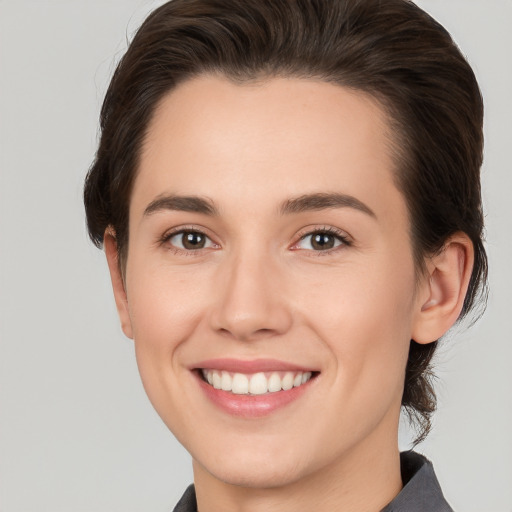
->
[[133, 75, 405, 225]]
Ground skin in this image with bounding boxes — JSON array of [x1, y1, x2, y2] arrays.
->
[[105, 75, 473, 512]]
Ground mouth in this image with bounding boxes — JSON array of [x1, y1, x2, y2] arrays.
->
[[192, 359, 319, 417], [199, 369, 314, 395]]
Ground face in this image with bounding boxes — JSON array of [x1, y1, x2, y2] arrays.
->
[[114, 75, 429, 488]]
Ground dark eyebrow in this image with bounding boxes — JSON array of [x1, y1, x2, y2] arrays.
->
[[280, 193, 376, 218], [143, 192, 375, 218], [143, 195, 218, 216]]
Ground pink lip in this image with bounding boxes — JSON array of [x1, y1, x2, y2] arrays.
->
[[196, 376, 315, 418], [192, 358, 318, 418], [192, 358, 315, 373]]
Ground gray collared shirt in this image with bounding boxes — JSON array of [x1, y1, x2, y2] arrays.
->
[[172, 451, 454, 512]]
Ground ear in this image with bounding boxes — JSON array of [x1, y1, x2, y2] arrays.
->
[[411, 233, 474, 344], [104, 228, 133, 339]]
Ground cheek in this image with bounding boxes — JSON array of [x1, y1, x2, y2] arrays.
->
[[293, 258, 415, 398], [124, 261, 211, 431], [125, 259, 209, 371]]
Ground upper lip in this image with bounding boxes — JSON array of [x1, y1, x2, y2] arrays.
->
[[192, 358, 317, 374]]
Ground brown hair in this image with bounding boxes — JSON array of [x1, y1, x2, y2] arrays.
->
[[84, 0, 487, 442]]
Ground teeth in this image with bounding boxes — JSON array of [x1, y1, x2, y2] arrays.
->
[[212, 371, 222, 389], [281, 372, 294, 390], [232, 373, 249, 394], [221, 371, 231, 391], [249, 372, 268, 395], [201, 369, 313, 395], [268, 372, 282, 392]]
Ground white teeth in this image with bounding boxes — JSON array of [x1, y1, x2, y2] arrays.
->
[[202, 369, 314, 395], [281, 372, 294, 390], [221, 371, 232, 391], [212, 371, 222, 389], [232, 373, 249, 394], [249, 372, 268, 395], [268, 372, 282, 393]]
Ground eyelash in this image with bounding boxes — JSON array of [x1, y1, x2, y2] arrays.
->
[[158, 226, 218, 256], [158, 225, 352, 255], [292, 226, 352, 254]]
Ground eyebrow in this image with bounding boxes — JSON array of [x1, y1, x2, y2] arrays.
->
[[280, 193, 376, 218], [143, 192, 375, 218], [144, 195, 218, 216]]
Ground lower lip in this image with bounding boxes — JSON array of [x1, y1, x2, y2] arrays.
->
[[196, 373, 315, 418]]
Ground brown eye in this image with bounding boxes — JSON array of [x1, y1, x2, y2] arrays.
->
[[311, 233, 336, 250], [168, 230, 214, 250], [295, 230, 348, 251], [182, 232, 205, 249]]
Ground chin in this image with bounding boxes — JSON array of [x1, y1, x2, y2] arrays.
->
[[199, 455, 309, 489], [186, 432, 316, 489]]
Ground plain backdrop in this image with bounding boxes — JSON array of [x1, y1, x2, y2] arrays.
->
[[0, 1, 511, 511]]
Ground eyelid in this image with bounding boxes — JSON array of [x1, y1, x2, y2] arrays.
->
[[157, 224, 351, 254], [158, 225, 220, 252], [290, 226, 352, 252]]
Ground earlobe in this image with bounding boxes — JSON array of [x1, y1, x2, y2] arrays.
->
[[412, 233, 474, 344], [104, 228, 134, 339]]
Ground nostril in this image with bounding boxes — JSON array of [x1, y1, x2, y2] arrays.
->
[[215, 325, 286, 343]]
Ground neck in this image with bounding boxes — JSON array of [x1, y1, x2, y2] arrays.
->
[[192, 420, 403, 512]]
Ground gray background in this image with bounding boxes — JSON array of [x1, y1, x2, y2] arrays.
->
[[0, 1, 510, 511]]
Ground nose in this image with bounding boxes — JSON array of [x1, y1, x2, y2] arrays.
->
[[209, 251, 293, 341]]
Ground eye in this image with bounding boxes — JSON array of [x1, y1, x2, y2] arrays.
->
[[294, 229, 350, 251], [167, 230, 216, 251]]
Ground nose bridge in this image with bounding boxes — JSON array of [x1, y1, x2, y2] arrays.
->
[[210, 244, 291, 340]]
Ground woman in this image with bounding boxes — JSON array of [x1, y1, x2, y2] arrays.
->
[[84, 0, 487, 510]]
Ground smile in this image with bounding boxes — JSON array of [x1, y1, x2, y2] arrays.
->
[[201, 369, 313, 395], [194, 359, 319, 417]]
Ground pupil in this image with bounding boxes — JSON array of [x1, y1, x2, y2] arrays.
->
[[183, 232, 205, 249], [312, 233, 334, 250]]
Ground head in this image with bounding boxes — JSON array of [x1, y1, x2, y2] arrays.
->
[[84, 0, 486, 483]]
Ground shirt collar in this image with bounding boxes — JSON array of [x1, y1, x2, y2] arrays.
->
[[381, 451, 454, 512]]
